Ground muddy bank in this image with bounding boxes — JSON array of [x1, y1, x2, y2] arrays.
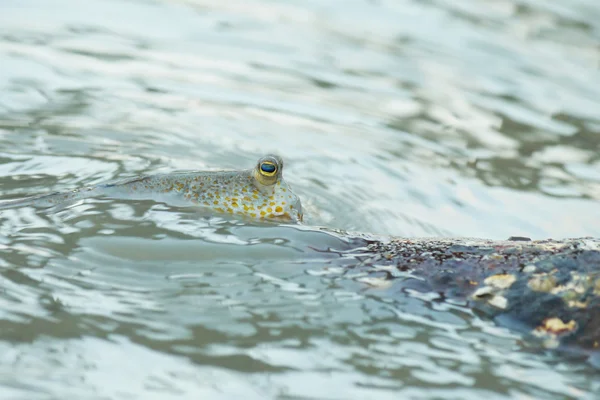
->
[[323, 233, 600, 355]]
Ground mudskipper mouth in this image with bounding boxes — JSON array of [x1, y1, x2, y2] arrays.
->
[[293, 202, 304, 223]]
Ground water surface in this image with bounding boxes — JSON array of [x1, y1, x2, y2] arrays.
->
[[0, 0, 599, 398]]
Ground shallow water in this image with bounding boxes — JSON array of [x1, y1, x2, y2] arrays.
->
[[1, 0, 600, 398]]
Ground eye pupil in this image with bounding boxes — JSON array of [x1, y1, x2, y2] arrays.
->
[[260, 163, 276, 174]]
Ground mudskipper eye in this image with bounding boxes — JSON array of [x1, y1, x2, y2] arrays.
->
[[260, 162, 277, 175]]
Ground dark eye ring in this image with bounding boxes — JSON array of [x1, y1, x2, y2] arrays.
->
[[260, 162, 277, 174]]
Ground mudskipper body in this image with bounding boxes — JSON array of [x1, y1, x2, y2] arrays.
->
[[0, 155, 303, 222]]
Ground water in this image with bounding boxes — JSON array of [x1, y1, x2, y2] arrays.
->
[[0, 0, 599, 398]]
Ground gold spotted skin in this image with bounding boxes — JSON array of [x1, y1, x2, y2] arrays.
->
[[0, 155, 304, 223]]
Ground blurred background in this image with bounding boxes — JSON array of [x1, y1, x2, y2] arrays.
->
[[0, 0, 599, 399]]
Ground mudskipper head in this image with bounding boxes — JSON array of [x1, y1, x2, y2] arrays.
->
[[252, 154, 303, 222]]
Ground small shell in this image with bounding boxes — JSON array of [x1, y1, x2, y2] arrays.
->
[[533, 318, 577, 336], [567, 300, 588, 309], [472, 286, 494, 298], [522, 265, 537, 273], [357, 277, 393, 289], [487, 295, 508, 309], [483, 274, 516, 290], [528, 274, 558, 292]]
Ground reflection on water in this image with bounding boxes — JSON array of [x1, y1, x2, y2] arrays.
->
[[0, 0, 599, 398]]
